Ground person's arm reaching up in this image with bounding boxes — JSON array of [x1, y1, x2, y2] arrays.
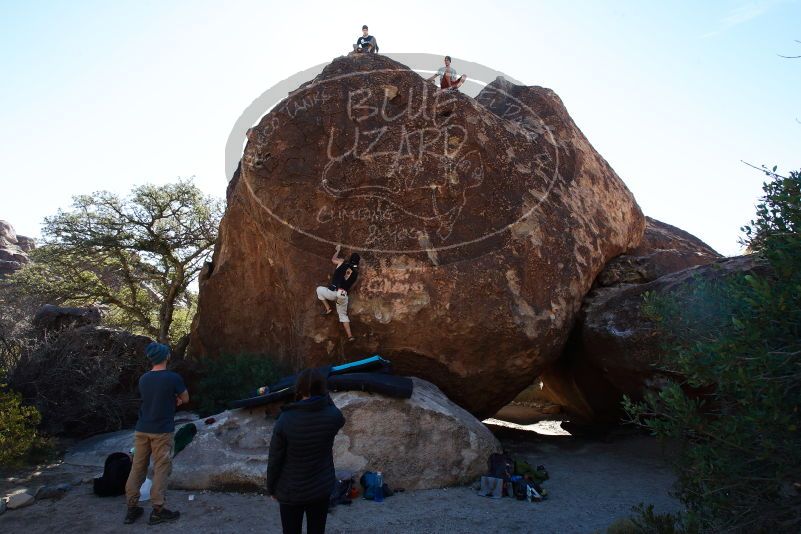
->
[[331, 245, 344, 266]]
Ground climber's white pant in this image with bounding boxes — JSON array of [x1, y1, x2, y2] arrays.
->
[[316, 286, 349, 323]]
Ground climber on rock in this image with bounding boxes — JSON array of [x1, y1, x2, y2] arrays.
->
[[353, 25, 378, 53], [427, 55, 467, 92], [316, 245, 360, 342]]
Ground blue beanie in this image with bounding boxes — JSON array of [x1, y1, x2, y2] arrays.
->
[[145, 342, 170, 364]]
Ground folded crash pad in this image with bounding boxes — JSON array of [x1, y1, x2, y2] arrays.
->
[[229, 371, 413, 409]]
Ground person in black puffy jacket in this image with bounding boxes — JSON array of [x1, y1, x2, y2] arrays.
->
[[267, 368, 345, 534]]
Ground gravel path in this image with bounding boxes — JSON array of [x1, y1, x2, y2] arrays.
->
[[1, 426, 681, 534]]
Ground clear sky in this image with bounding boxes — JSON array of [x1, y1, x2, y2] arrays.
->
[[1, 0, 799, 256]]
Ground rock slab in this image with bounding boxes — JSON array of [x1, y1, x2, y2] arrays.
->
[[170, 378, 501, 491]]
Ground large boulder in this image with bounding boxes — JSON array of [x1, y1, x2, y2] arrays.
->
[[543, 255, 769, 422], [188, 53, 645, 418], [0, 220, 33, 278], [171, 378, 501, 491], [505, 217, 722, 421]]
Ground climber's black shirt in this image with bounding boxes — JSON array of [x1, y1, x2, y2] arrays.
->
[[329, 262, 358, 292]]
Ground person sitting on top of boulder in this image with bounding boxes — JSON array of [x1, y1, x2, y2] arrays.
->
[[353, 24, 378, 53], [427, 55, 467, 91], [316, 245, 360, 342]]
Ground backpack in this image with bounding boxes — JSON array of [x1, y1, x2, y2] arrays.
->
[[512, 480, 546, 502], [93, 452, 132, 497], [514, 459, 549, 482], [329, 477, 354, 507], [359, 471, 392, 500], [488, 452, 514, 480]]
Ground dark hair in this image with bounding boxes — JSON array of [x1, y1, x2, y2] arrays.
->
[[445, 55, 451, 62], [348, 252, 360, 265], [362, 25, 368, 30], [294, 368, 327, 401]]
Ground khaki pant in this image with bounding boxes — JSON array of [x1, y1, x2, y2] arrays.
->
[[125, 431, 173, 508], [316, 286, 349, 322]]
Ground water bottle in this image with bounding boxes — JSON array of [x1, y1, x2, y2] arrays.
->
[[374, 472, 384, 502]]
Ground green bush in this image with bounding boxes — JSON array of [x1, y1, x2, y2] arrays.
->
[[194, 354, 283, 416], [0, 385, 42, 466], [624, 169, 801, 532]]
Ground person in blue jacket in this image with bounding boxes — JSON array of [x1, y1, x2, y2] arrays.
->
[[266, 368, 346, 534]]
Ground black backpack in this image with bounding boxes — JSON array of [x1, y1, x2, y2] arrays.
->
[[329, 477, 354, 508], [488, 452, 514, 481], [93, 452, 132, 497]]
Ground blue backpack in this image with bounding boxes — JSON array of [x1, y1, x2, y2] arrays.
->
[[359, 471, 392, 500]]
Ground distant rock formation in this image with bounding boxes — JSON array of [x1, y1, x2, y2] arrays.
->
[[0, 220, 34, 278], [188, 53, 645, 418]]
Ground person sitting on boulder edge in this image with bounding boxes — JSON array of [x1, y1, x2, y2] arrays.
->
[[353, 24, 378, 53], [427, 55, 467, 91], [316, 245, 359, 341], [123, 342, 189, 526]]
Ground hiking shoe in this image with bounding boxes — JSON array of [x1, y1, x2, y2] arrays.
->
[[148, 507, 180, 525], [123, 506, 144, 524]]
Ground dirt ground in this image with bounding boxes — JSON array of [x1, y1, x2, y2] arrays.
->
[[0, 421, 681, 534]]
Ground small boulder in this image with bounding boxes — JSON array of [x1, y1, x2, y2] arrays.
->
[[171, 378, 501, 491], [595, 217, 721, 287], [6, 492, 35, 509], [34, 483, 71, 500], [32, 304, 102, 334]]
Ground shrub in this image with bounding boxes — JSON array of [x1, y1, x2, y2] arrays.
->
[[9, 326, 152, 437], [193, 354, 283, 416], [0, 385, 42, 466], [624, 169, 801, 532]]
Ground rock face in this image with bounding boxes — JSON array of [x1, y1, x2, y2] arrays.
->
[[0, 220, 33, 278], [32, 304, 102, 334], [189, 53, 645, 417], [171, 378, 500, 491], [544, 255, 767, 422], [512, 217, 722, 420], [595, 217, 721, 287]]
